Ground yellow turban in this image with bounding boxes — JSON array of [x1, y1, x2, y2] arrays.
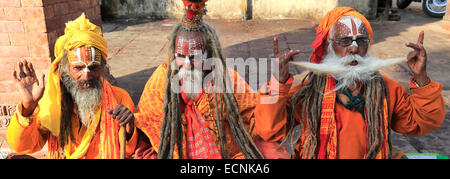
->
[[37, 13, 107, 136]]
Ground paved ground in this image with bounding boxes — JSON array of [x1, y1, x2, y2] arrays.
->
[[102, 2, 450, 157]]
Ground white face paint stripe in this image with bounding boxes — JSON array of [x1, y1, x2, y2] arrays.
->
[[76, 47, 82, 62], [91, 47, 95, 63], [185, 56, 190, 65], [338, 16, 363, 37], [337, 16, 365, 47], [71, 47, 101, 73], [352, 41, 358, 47]]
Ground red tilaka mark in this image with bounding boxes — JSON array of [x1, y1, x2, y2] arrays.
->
[[80, 46, 89, 61], [350, 18, 357, 36], [183, 41, 190, 55]]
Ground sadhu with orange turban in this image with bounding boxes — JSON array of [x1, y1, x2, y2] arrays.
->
[[254, 7, 445, 159], [7, 14, 138, 159]]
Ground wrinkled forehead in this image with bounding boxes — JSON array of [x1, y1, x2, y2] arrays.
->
[[68, 46, 102, 66], [175, 30, 206, 56], [331, 16, 368, 39]]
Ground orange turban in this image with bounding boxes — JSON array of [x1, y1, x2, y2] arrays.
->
[[311, 7, 373, 63]]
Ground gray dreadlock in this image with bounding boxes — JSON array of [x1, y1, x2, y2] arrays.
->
[[284, 71, 391, 159]]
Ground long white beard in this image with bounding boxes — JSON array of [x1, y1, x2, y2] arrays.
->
[[290, 45, 406, 91], [178, 68, 203, 101], [61, 71, 102, 127]]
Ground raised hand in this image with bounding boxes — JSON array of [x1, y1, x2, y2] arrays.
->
[[272, 37, 301, 83], [405, 31, 429, 86], [13, 60, 45, 117], [108, 104, 135, 139]]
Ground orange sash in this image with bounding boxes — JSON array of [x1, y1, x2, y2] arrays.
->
[[316, 75, 389, 159], [47, 79, 122, 159], [181, 88, 221, 159]]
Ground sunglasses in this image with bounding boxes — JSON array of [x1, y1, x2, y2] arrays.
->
[[332, 36, 370, 47]]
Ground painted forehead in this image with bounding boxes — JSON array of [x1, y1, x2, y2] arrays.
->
[[68, 46, 102, 66], [175, 30, 206, 56], [332, 16, 368, 39]]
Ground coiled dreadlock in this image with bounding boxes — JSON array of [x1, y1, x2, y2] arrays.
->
[[284, 72, 391, 159]]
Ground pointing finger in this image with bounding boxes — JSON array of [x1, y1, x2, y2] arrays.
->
[[417, 31, 424, 45], [273, 37, 280, 55]]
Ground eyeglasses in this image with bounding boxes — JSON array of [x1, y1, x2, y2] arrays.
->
[[332, 36, 370, 47]]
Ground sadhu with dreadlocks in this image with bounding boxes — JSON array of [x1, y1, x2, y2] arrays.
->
[[133, 0, 263, 159], [255, 7, 445, 159], [7, 14, 138, 159]]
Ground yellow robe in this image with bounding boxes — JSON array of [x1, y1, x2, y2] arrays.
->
[[7, 86, 138, 159]]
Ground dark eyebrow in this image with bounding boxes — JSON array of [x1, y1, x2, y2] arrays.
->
[[72, 64, 85, 68]]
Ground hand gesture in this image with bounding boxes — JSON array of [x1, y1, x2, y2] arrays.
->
[[405, 31, 429, 85], [13, 60, 45, 116], [272, 37, 301, 83], [108, 104, 135, 139]]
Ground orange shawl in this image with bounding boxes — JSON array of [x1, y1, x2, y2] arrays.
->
[[47, 79, 122, 159], [316, 75, 390, 159]]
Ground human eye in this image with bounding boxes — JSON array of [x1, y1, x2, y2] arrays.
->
[[339, 37, 352, 45], [89, 65, 100, 71], [73, 66, 84, 70], [356, 38, 370, 45]]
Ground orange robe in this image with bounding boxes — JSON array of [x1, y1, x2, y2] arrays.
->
[[7, 86, 138, 159], [255, 75, 446, 159], [134, 63, 257, 159]]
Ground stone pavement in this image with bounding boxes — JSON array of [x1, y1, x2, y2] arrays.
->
[[103, 4, 450, 157]]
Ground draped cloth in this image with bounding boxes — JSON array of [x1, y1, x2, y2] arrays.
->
[[34, 13, 118, 159], [47, 79, 123, 159], [311, 7, 373, 63], [181, 89, 221, 159], [134, 63, 257, 159], [37, 13, 107, 137], [316, 75, 390, 159]]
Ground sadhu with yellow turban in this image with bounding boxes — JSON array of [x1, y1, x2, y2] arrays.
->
[[7, 14, 138, 159], [254, 7, 445, 159]]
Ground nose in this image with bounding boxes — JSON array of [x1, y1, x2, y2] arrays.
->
[[347, 45, 359, 55], [182, 57, 196, 70], [80, 69, 93, 81]]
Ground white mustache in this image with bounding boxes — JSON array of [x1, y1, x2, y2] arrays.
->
[[290, 54, 406, 92], [289, 56, 406, 75]]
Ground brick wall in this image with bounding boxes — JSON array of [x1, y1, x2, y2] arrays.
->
[[0, 0, 102, 159]]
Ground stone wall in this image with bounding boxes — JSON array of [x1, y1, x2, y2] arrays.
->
[[100, 0, 378, 20]]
